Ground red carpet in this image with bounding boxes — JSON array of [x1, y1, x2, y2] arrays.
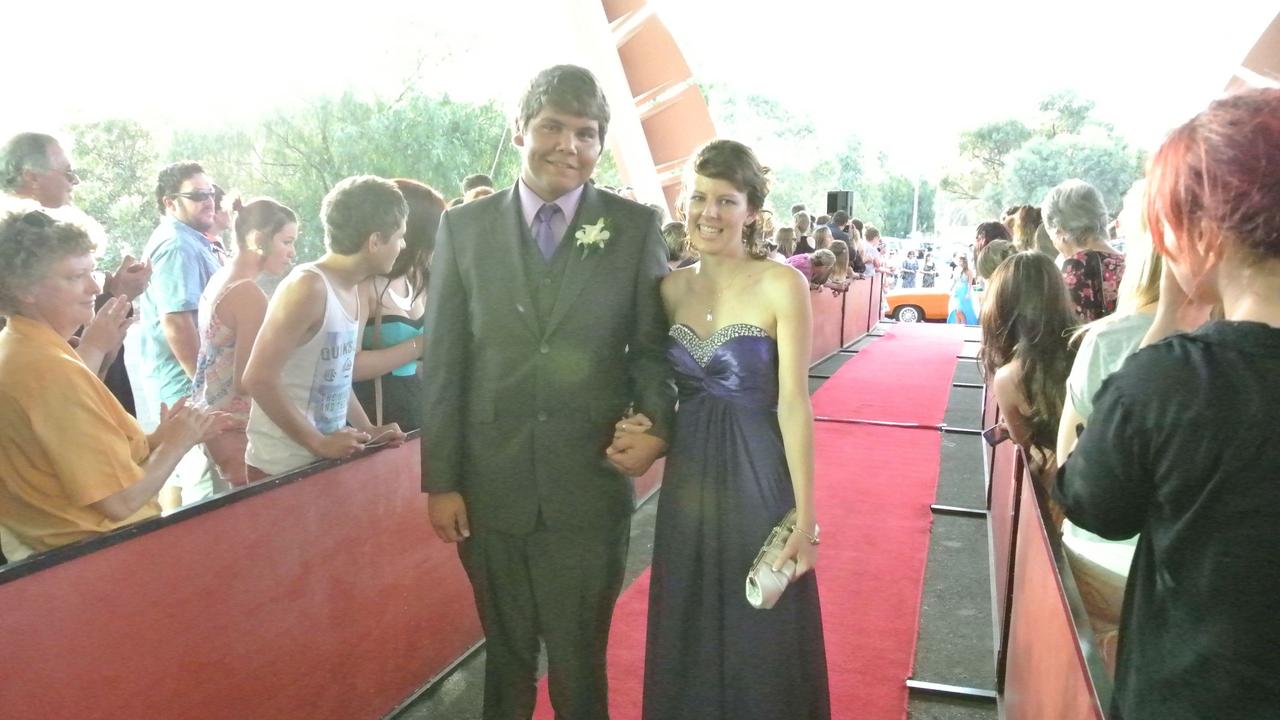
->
[[812, 322, 971, 425], [533, 324, 965, 719]]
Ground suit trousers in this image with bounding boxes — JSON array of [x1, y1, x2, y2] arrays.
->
[[459, 516, 630, 720]]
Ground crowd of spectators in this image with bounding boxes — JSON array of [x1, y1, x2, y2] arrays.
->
[[0, 127, 884, 566], [0, 133, 444, 560], [976, 87, 1280, 717]]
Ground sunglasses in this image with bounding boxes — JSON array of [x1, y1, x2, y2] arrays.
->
[[172, 191, 218, 203], [20, 210, 54, 228]]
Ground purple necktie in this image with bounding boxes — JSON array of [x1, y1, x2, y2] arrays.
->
[[534, 203, 562, 260]]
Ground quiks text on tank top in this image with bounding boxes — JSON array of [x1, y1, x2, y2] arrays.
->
[[246, 264, 361, 476]]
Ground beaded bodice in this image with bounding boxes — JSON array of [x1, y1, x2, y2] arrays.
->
[[668, 323, 778, 410]]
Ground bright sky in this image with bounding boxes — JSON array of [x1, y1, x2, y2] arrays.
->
[[6, 0, 1273, 178]]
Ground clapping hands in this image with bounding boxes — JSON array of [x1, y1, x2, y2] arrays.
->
[[152, 398, 240, 451], [606, 411, 666, 476], [104, 255, 152, 300], [79, 295, 134, 358]]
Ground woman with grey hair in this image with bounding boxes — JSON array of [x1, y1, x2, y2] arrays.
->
[[0, 209, 232, 560], [1041, 178, 1125, 321]]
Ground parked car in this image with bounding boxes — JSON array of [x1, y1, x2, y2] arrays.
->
[[885, 288, 949, 322]]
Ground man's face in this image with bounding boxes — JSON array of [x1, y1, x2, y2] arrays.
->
[[166, 173, 217, 232], [27, 143, 78, 208], [371, 219, 408, 276], [515, 107, 602, 202]]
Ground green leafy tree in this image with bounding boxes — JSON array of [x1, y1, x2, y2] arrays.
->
[[999, 131, 1145, 214], [876, 175, 936, 237], [1038, 90, 1096, 138], [942, 92, 1143, 222], [940, 119, 1033, 204], [163, 91, 520, 261], [67, 119, 160, 267]]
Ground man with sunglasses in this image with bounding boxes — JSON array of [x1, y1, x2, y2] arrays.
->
[[2, 132, 151, 415], [1, 132, 79, 210], [136, 161, 226, 507]]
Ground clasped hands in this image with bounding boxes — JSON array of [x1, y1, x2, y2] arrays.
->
[[607, 411, 665, 477], [428, 412, 666, 545]]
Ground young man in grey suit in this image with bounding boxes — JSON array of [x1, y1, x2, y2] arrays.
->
[[420, 65, 677, 720]]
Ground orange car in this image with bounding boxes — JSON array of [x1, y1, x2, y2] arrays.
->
[[884, 288, 951, 323]]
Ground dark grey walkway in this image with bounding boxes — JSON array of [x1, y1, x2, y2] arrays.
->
[[394, 323, 996, 720]]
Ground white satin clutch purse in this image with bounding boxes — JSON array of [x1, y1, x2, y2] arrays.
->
[[746, 509, 798, 610]]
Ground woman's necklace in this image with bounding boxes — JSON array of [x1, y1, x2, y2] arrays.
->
[[703, 261, 749, 323]]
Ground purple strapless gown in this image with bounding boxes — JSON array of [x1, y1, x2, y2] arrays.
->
[[642, 323, 830, 720]]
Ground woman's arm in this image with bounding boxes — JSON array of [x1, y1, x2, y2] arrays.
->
[[93, 401, 214, 521], [993, 361, 1035, 448], [769, 265, 820, 575], [1141, 261, 1214, 347], [1056, 392, 1087, 462], [354, 336, 423, 381]]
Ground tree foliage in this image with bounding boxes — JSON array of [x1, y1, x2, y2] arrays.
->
[[699, 82, 934, 235], [1000, 131, 1145, 214], [67, 119, 159, 267], [69, 90, 519, 263], [877, 176, 936, 237], [941, 92, 1143, 224]]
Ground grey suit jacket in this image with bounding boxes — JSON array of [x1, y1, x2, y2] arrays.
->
[[420, 184, 677, 535]]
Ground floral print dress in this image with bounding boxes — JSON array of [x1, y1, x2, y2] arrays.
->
[[1062, 250, 1125, 322]]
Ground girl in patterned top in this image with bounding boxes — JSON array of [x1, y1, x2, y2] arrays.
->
[[191, 197, 297, 486]]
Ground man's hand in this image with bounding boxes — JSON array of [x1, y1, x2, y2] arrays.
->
[[366, 423, 407, 448], [428, 491, 471, 543], [606, 412, 666, 476], [311, 427, 371, 460], [104, 256, 152, 300]]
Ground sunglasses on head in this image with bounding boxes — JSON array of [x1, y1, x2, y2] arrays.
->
[[20, 210, 54, 228], [172, 190, 217, 202]]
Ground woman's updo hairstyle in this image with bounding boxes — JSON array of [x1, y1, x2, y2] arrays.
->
[[686, 139, 772, 260], [232, 197, 297, 254]]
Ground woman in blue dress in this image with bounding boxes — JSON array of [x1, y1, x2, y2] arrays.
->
[[620, 140, 830, 719], [948, 254, 978, 324]]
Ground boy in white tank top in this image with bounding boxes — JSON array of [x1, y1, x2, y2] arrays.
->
[[242, 176, 409, 478]]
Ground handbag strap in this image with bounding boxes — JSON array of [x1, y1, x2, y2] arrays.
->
[[371, 281, 388, 427]]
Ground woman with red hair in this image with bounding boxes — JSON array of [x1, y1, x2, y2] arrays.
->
[[1055, 88, 1280, 718]]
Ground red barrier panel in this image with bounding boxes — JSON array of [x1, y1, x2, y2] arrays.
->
[[0, 442, 481, 720], [989, 440, 1021, 633], [0, 290, 855, 720], [841, 278, 872, 346], [809, 287, 845, 364], [1003, 471, 1106, 720]]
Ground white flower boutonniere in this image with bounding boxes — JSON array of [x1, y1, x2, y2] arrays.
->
[[574, 218, 611, 259]]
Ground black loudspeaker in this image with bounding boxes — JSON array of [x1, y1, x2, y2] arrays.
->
[[826, 190, 853, 215]]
